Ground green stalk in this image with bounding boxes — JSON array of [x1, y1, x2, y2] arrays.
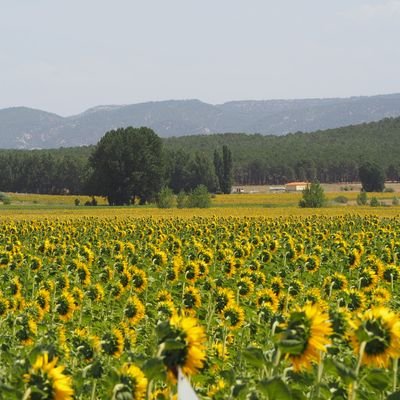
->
[[393, 357, 398, 392], [350, 341, 366, 400]]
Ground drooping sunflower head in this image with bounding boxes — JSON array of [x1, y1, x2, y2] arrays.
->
[[221, 302, 245, 330], [256, 288, 278, 311], [101, 328, 124, 358], [24, 352, 74, 400], [124, 296, 145, 325], [351, 307, 400, 368], [277, 304, 332, 371], [214, 288, 235, 313], [157, 314, 206, 379], [113, 363, 148, 400]]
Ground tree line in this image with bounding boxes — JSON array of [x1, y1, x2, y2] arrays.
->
[[0, 127, 233, 205], [1, 116, 400, 203]]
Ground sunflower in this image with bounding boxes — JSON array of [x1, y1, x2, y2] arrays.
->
[[130, 267, 148, 293], [370, 287, 391, 306], [351, 307, 400, 368], [237, 276, 254, 297], [36, 288, 51, 317], [101, 328, 124, 357], [55, 291, 76, 322], [270, 276, 284, 296], [222, 302, 245, 330], [15, 314, 37, 346], [214, 288, 235, 313], [183, 262, 199, 282], [0, 294, 9, 317], [71, 328, 100, 361], [343, 288, 367, 312], [157, 300, 177, 319], [86, 283, 105, 302], [156, 290, 173, 303], [278, 304, 332, 371], [323, 272, 348, 296], [114, 363, 148, 400], [358, 267, 378, 292], [124, 296, 145, 325], [183, 286, 201, 312], [24, 352, 74, 400], [158, 314, 206, 379], [382, 264, 399, 283], [256, 288, 278, 311]]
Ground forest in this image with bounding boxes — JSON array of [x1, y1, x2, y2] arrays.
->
[[0, 116, 399, 196]]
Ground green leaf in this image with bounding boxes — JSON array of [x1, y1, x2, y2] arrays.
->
[[232, 382, 247, 398], [363, 368, 390, 391], [325, 359, 356, 384], [243, 347, 266, 368], [142, 357, 166, 381], [278, 339, 305, 355], [387, 392, 400, 400], [257, 377, 292, 400], [161, 339, 186, 351]]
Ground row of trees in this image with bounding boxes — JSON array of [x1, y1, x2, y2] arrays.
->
[[0, 127, 233, 205]]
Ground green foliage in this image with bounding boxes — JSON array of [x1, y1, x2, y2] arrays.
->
[[298, 182, 326, 208], [357, 191, 368, 205], [156, 187, 175, 209], [359, 162, 385, 192], [333, 195, 348, 204], [0, 192, 11, 205], [187, 185, 211, 208], [214, 145, 233, 194], [176, 190, 187, 209], [392, 196, 399, 206], [369, 197, 380, 207], [89, 127, 164, 205]]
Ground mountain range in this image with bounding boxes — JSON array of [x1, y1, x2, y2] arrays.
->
[[2, 93, 400, 149]]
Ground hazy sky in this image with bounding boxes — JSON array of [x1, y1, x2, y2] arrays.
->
[[1, 0, 400, 116]]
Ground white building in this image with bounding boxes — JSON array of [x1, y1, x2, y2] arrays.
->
[[285, 182, 308, 192]]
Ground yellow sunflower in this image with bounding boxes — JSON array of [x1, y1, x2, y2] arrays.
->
[[114, 363, 148, 400], [158, 314, 206, 379], [351, 306, 400, 368], [124, 296, 145, 325], [24, 352, 74, 400], [278, 304, 332, 371]]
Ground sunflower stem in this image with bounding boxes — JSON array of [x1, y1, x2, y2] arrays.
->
[[393, 357, 398, 392], [90, 379, 97, 400], [350, 340, 366, 400]]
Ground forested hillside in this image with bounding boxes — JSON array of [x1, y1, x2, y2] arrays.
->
[[164, 117, 400, 184], [0, 117, 399, 195]]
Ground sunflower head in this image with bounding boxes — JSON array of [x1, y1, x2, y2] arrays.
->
[[351, 307, 400, 368], [112, 363, 148, 400], [277, 304, 332, 371], [24, 352, 74, 400], [157, 315, 206, 379]]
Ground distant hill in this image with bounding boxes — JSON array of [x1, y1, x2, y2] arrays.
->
[[2, 94, 400, 148]]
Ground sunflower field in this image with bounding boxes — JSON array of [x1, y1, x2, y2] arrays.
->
[[1, 214, 400, 399]]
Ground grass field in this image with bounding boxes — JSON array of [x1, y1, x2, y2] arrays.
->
[[1, 187, 399, 219]]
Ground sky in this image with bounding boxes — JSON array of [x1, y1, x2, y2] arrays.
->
[[1, 0, 400, 116]]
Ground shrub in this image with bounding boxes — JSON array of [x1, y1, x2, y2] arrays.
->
[[74, 198, 81, 206], [187, 185, 211, 208], [156, 187, 175, 209], [176, 191, 187, 209], [393, 196, 400, 206], [298, 182, 326, 208], [370, 197, 380, 207], [384, 187, 395, 193], [0, 192, 10, 204], [356, 191, 368, 205], [333, 195, 348, 204]]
